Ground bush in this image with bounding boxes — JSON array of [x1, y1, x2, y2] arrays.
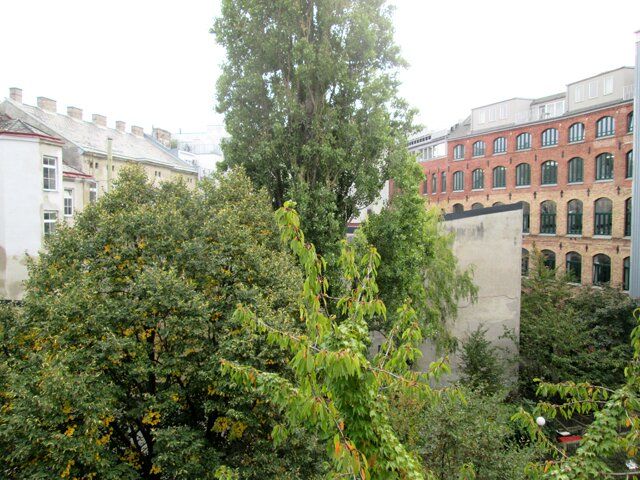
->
[[459, 326, 505, 395]]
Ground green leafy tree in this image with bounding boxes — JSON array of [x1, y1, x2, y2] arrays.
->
[[459, 326, 505, 395], [0, 167, 324, 479], [213, 0, 415, 255]]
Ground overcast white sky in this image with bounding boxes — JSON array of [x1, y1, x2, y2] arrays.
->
[[2, 0, 639, 136]]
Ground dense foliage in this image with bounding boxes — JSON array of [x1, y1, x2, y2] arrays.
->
[[213, 0, 415, 255], [459, 326, 506, 395], [0, 168, 324, 479]]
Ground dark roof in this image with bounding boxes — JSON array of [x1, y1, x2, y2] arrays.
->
[[0, 116, 63, 143], [444, 202, 523, 222]]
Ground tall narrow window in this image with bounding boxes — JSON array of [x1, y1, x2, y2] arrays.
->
[[453, 203, 464, 213], [592, 254, 611, 285], [567, 157, 583, 183], [515, 163, 531, 186], [516, 133, 531, 150], [628, 112, 634, 133], [595, 153, 614, 180], [43, 211, 58, 236], [522, 249, 529, 276], [492, 166, 506, 188], [64, 189, 74, 217], [627, 150, 633, 179], [453, 145, 465, 160], [568, 122, 585, 143], [89, 182, 97, 203], [522, 202, 530, 233], [441, 172, 447, 192], [431, 173, 437, 194], [541, 160, 558, 185], [472, 168, 484, 189], [540, 201, 557, 234], [43, 156, 57, 191], [567, 199, 583, 235], [541, 128, 558, 147], [626, 198, 632, 237], [624, 257, 631, 291], [542, 250, 556, 270], [493, 137, 507, 154], [594, 198, 613, 236], [472, 141, 485, 157], [596, 116, 615, 138], [422, 181, 428, 195], [566, 252, 582, 283], [453, 171, 464, 191]]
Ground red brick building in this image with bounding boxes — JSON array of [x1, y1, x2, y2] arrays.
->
[[412, 67, 635, 288]]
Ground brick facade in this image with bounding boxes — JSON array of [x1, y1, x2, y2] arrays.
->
[[419, 102, 634, 287]]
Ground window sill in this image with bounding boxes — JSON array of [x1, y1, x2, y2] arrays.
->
[[541, 144, 558, 149], [568, 140, 585, 145], [567, 181, 584, 185], [43, 189, 58, 192], [493, 152, 506, 156], [492, 187, 506, 190], [593, 235, 612, 239], [452, 190, 464, 193], [541, 183, 558, 187], [567, 234, 583, 238], [471, 188, 484, 191], [515, 185, 531, 189], [472, 155, 485, 159], [595, 134, 615, 140], [516, 148, 532, 152], [595, 179, 613, 183], [539, 233, 557, 236]]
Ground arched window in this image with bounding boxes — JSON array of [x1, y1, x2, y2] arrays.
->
[[594, 198, 613, 236], [596, 116, 615, 137], [592, 254, 611, 285], [542, 249, 556, 270], [567, 157, 584, 183], [628, 112, 634, 133], [625, 198, 632, 237], [493, 201, 504, 207], [624, 257, 631, 291], [516, 132, 532, 150], [453, 144, 465, 160], [453, 171, 464, 191], [595, 153, 614, 180], [568, 122, 585, 143], [627, 150, 633, 179], [492, 166, 506, 188], [422, 180, 428, 195], [541, 128, 558, 147], [540, 200, 557, 234], [472, 141, 486, 157], [522, 248, 529, 276], [453, 203, 464, 213], [472, 168, 484, 189], [567, 199, 583, 235], [493, 137, 507, 154], [441, 172, 447, 192], [521, 201, 530, 233], [471, 203, 484, 210], [541, 160, 558, 185], [566, 252, 582, 283], [431, 173, 437, 194], [515, 163, 531, 186]]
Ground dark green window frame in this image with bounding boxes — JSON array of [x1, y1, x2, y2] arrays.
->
[[472, 141, 485, 157], [516, 133, 531, 150], [540, 201, 557, 234], [541, 160, 558, 185], [453, 171, 464, 191], [567, 199, 583, 235], [541, 128, 558, 147], [492, 166, 506, 188], [568, 122, 585, 143], [566, 252, 582, 283], [542, 250, 556, 270], [567, 157, 584, 183], [441, 172, 447, 192], [624, 257, 631, 291], [472, 168, 484, 189], [627, 150, 633, 179], [596, 116, 615, 138], [592, 254, 611, 285], [594, 198, 613, 236], [493, 137, 506, 154], [595, 153, 614, 180], [522, 202, 530, 233], [625, 198, 632, 237], [515, 163, 531, 186], [628, 112, 634, 133]]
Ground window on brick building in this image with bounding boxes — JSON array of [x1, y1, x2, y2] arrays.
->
[[453, 171, 464, 191], [567, 199, 583, 235], [492, 166, 506, 188], [625, 198, 632, 237], [595, 153, 614, 181], [596, 116, 615, 138], [516, 133, 531, 150], [541, 160, 558, 185], [592, 254, 611, 285], [624, 257, 631, 291], [493, 137, 507, 154], [453, 144, 465, 160], [422, 180, 428, 195], [566, 252, 582, 283], [567, 157, 584, 183], [594, 198, 613, 236], [472, 168, 484, 189], [472, 141, 485, 157], [540, 201, 557, 234], [453, 203, 464, 213], [628, 112, 634, 133], [431, 173, 437, 194], [541, 128, 558, 147], [627, 150, 633, 179], [522, 201, 530, 233], [542, 249, 556, 270], [568, 122, 585, 143], [522, 248, 529, 276], [493, 202, 504, 206], [471, 202, 484, 210], [515, 163, 531, 186], [441, 172, 447, 192]]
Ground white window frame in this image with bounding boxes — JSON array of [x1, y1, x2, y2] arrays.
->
[[498, 105, 507, 120], [588, 81, 598, 99], [575, 85, 584, 103], [43, 210, 58, 236], [603, 76, 614, 95], [89, 182, 97, 203], [43, 156, 57, 191], [64, 189, 74, 217], [478, 110, 486, 124]]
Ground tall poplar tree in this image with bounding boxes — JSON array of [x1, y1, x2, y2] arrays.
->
[[213, 0, 415, 254]]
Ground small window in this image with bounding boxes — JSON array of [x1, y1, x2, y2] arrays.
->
[[575, 85, 584, 103], [566, 252, 582, 283], [472, 168, 484, 190], [541, 160, 558, 185], [453, 145, 465, 160], [499, 105, 507, 120], [493, 137, 507, 154], [471, 203, 484, 210], [540, 201, 557, 234], [493, 202, 504, 207], [541, 128, 558, 147], [472, 141, 485, 157], [623, 257, 630, 291], [453, 203, 464, 213], [568, 122, 585, 143], [595, 153, 614, 181], [567, 157, 584, 183], [478, 111, 486, 124], [64, 189, 74, 217], [567, 199, 583, 235], [441, 172, 447, 192], [596, 116, 615, 138], [629, 112, 634, 133], [542, 250, 556, 270], [594, 198, 613, 236], [516, 133, 531, 151], [453, 171, 464, 191], [522, 249, 530, 276], [521, 202, 530, 233], [627, 150, 633, 179], [625, 198, 632, 237], [89, 182, 97, 203], [588, 81, 598, 99], [592, 254, 611, 285], [492, 166, 506, 188], [43, 156, 57, 191], [431, 173, 437, 194], [515, 163, 531, 187], [43, 211, 58, 236], [604, 76, 614, 95]]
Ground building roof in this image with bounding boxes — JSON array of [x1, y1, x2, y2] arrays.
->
[[531, 92, 565, 105], [3, 98, 197, 173], [63, 163, 94, 180], [0, 116, 63, 143]]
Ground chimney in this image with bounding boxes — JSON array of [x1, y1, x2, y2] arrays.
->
[[115, 120, 126, 132], [152, 127, 172, 148], [131, 125, 144, 137], [37, 96, 57, 112], [92, 114, 107, 127], [9, 87, 22, 103], [67, 106, 83, 120]]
